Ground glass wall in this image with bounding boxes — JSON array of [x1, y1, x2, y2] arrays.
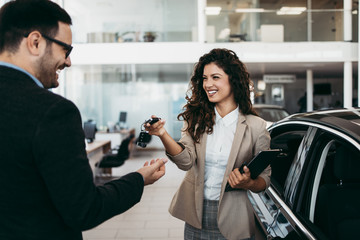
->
[[64, 64, 192, 140], [206, 0, 358, 42], [55, 0, 358, 43], [64, 0, 198, 43], [0, 0, 357, 43]]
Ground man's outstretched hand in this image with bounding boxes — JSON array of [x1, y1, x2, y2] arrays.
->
[[136, 158, 167, 185]]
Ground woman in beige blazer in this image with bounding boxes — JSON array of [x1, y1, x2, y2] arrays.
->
[[146, 48, 271, 240]]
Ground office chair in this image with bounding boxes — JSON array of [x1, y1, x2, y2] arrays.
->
[[95, 132, 135, 176], [84, 120, 97, 143]]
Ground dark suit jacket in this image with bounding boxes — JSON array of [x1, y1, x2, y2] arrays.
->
[[0, 66, 144, 240]]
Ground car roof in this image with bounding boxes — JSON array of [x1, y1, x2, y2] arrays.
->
[[253, 104, 287, 109], [273, 108, 360, 142]]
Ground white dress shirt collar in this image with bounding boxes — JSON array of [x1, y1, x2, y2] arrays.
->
[[214, 106, 239, 127]]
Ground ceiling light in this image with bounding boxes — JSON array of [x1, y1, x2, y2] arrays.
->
[[205, 7, 221, 15], [257, 80, 266, 91], [235, 8, 265, 13], [277, 7, 306, 15]]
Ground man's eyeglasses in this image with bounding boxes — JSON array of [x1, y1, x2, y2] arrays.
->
[[41, 34, 73, 59], [24, 33, 73, 59]]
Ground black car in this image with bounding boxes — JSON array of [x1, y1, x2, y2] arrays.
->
[[249, 108, 360, 240], [253, 104, 290, 128]]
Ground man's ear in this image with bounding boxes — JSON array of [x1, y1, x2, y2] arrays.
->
[[26, 31, 45, 56]]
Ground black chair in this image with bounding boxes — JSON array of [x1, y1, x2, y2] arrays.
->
[[95, 133, 135, 176], [314, 145, 360, 240], [84, 120, 97, 143]]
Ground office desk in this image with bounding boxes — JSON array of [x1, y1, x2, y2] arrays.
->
[[96, 129, 130, 148], [86, 140, 111, 172]]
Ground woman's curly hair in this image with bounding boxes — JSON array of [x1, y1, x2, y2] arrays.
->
[[178, 48, 257, 143]]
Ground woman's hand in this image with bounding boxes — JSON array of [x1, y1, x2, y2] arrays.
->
[[227, 166, 267, 192], [227, 166, 253, 190], [144, 115, 167, 137]]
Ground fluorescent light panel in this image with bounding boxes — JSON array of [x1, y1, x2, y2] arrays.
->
[[277, 6, 306, 15], [205, 6, 221, 15], [235, 8, 265, 13]]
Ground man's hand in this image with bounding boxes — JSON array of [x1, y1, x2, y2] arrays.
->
[[136, 158, 167, 185]]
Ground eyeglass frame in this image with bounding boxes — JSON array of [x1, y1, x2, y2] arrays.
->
[[24, 32, 73, 59]]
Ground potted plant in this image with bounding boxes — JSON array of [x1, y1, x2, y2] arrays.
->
[[143, 31, 157, 42]]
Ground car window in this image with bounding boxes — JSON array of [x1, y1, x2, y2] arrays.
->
[[270, 129, 307, 196], [312, 140, 360, 240], [309, 140, 336, 223], [284, 127, 317, 208], [292, 129, 360, 240]]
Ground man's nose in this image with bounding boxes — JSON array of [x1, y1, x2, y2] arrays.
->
[[65, 56, 71, 67]]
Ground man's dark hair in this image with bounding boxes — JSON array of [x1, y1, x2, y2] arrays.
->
[[0, 0, 72, 53]]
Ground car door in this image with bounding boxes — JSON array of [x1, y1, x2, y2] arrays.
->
[[295, 129, 360, 240], [249, 123, 316, 239], [250, 122, 360, 240]]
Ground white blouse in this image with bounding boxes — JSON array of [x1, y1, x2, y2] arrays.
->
[[204, 106, 239, 200]]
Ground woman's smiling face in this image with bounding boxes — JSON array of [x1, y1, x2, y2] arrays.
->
[[202, 62, 235, 106]]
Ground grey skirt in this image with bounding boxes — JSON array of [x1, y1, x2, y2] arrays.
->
[[184, 199, 254, 240]]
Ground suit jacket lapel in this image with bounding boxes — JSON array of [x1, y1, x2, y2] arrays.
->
[[220, 112, 247, 199], [195, 132, 207, 179], [195, 132, 207, 213], [197, 132, 207, 173]]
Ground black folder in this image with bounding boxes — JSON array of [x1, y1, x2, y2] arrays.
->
[[240, 149, 282, 179], [225, 149, 282, 192]]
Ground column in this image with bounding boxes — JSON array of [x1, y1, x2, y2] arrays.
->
[[249, 0, 260, 42], [197, 0, 206, 43], [306, 70, 313, 112], [307, 0, 312, 41], [344, 61, 353, 108], [131, 64, 136, 82], [343, 0, 352, 41], [344, 0, 353, 108]]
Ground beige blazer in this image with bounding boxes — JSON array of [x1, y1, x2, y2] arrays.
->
[[167, 112, 271, 240]]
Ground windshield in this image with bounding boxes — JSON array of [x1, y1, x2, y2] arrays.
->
[[256, 108, 290, 122]]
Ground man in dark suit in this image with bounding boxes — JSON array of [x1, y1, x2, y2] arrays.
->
[[0, 1, 167, 239]]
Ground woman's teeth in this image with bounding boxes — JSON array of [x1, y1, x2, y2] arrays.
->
[[209, 90, 217, 94]]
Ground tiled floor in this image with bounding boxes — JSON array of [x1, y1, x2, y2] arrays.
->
[[83, 149, 186, 240]]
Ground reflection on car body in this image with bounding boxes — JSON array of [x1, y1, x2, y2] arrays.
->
[[248, 108, 360, 240]]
